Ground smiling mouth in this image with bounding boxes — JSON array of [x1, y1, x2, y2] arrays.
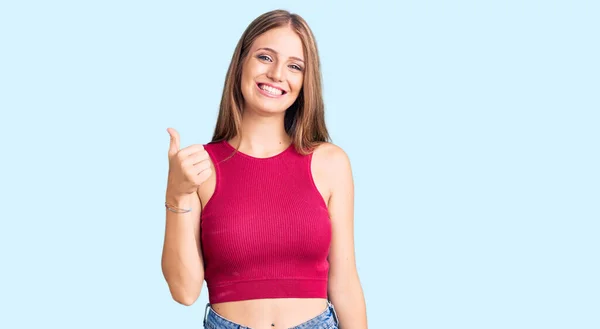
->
[[257, 83, 286, 96]]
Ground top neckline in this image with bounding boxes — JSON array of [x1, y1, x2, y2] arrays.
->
[[222, 140, 295, 160]]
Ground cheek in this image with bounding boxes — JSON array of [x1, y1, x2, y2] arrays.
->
[[290, 75, 304, 94], [241, 70, 256, 95]]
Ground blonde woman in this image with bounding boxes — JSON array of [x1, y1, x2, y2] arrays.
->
[[161, 9, 368, 328]]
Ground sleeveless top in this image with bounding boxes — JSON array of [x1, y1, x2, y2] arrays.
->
[[200, 140, 331, 304]]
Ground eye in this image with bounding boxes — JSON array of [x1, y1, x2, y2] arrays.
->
[[289, 64, 303, 71], [258, 54, 272, 62]]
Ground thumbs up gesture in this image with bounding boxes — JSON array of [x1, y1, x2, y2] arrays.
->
[[166, 128, 213, 196]]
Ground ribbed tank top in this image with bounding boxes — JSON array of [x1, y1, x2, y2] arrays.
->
[[200, 140, 331, 304]]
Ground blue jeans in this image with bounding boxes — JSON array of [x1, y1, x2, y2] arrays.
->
[[203, 301, 339, 329]]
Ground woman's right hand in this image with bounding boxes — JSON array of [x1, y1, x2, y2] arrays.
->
[[166, 128, 212, 197]]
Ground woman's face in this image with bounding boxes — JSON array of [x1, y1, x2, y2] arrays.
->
[[240, 26, 305, 115]]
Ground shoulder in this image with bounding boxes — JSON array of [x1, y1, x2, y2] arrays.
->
[[203, 140, 224, 150], [202, 140, 230, 161], [311, 142, 352, 178], [313, 141, 350, 163]]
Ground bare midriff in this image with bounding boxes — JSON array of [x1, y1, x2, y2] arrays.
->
[[210, 297, 329, 328]]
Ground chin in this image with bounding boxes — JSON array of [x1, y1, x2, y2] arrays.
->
[[255, 103, 290, 115]]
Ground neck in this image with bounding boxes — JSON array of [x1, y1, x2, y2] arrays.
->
[[229, 109, 291, 156]]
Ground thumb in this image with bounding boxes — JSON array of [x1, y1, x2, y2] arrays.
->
[[167, 128, 180, 156]]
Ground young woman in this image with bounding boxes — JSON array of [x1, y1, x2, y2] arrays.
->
[[161, 9, 368, 328]]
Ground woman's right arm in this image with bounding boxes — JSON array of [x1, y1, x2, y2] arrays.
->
[[161, 191, 204, 305], [161, 128, 213, 306]]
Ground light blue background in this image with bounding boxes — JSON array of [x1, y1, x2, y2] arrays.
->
[[1, 0, 598, 328]]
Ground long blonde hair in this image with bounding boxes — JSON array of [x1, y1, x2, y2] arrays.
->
[[211, 9, 330, 155]]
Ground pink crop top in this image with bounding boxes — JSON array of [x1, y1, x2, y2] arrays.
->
[[200, 140, 332, 304]]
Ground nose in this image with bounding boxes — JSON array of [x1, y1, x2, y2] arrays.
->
[[266, 62, 284, 82]]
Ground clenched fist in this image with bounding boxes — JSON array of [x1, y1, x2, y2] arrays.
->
[[166, 128, 212, 196]]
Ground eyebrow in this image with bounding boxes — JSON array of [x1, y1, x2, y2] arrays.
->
[[256, 47, 305, 63]]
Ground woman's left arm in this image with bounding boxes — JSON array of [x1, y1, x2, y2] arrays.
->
[[320, 144, 368, 328]]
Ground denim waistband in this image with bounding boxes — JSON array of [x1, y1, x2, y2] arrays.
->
[[203, 301, 339, 329]]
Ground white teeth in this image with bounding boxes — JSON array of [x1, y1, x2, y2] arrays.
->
[[260, 84, 283, 95]]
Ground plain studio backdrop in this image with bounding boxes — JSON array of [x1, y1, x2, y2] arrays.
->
[[0, 1, 598, 328]]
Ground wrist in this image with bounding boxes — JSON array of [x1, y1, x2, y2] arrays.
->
[[165, 189, 194, 206], [165, 196, 194, 214]]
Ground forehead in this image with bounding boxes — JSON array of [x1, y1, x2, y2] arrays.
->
[[252, 26, 304, 60]]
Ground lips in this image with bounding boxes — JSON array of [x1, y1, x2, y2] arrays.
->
[[257, 82, 287, 96]]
